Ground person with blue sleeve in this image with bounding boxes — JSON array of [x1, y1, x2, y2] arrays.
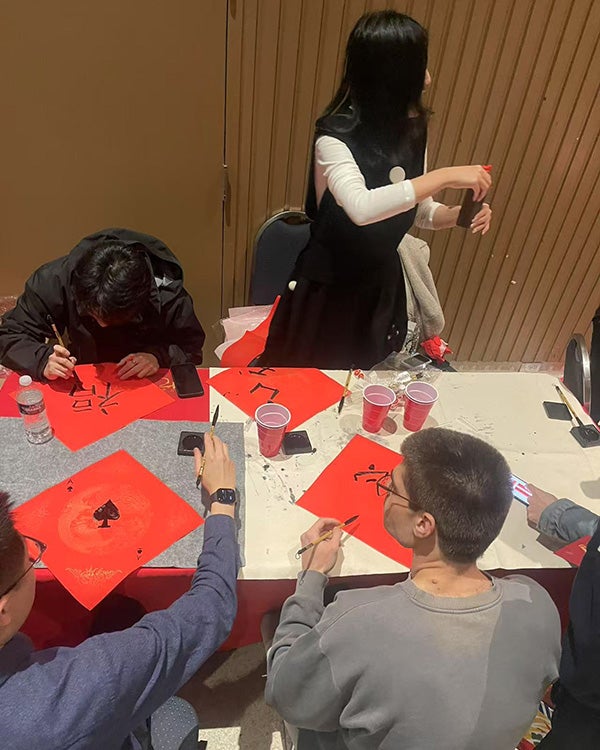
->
[[527, 484, 598, 543], [0, 434, 238, 750]]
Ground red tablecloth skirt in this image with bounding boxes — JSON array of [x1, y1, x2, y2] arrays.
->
[[24, 567, 577, 651]]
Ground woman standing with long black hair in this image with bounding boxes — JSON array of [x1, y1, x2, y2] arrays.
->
[[259, 10, 492, 370]]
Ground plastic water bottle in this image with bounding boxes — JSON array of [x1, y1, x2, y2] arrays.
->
[[16, 375, 53, 444]]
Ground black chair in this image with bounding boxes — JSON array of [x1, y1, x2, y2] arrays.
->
[[563, 334, 591, 413], [249, 210, 310, 305], [591, 307, 599, 424]]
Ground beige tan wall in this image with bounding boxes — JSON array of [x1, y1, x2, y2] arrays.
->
[[2, 1, 598, 363], [224, 0, 600, 361], [0, 1, 227, 360]]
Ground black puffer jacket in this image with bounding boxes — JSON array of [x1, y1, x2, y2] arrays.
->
[[0, 228, 205, 380]]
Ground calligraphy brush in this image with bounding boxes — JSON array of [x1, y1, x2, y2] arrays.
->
[[46, 314, 84, 389], [337, 367, 354, 414], [295, 515, 360, 558], [196, 404, 220, 488], [554, 385, 599, 441]]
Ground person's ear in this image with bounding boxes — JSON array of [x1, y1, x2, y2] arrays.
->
[[0, 595, 12, 627], [413, 511, 436, 540]]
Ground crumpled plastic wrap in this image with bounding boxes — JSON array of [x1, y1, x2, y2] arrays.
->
[[214, 303, 274, 362]]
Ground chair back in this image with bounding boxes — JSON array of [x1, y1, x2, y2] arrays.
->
[[249, 210, 310, 305], [563, 334, 591, 412]]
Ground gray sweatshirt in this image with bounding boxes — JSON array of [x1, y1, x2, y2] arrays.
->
[[266, 572, 561, 750]]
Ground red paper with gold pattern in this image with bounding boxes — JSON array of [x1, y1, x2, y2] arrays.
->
[[296, 435, 411, 567], [41, 363, 173, 450], [13, 451, 202, 609], [209, 367, 344, 431]]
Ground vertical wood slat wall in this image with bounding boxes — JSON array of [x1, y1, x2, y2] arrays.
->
[[224, 0, 600, 361]]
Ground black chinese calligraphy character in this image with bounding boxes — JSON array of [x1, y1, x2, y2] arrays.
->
[[97, 382, 123, 415], [69, 381, 122, 416], [93, 499, 120, 528], [353, 465, 390, 484], [250, 383, 279, 402], [249, 367, 275, 376], [70, 383, 95, 397]]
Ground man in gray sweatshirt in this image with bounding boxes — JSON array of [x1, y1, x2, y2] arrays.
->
[[265, 428, 561, 750]]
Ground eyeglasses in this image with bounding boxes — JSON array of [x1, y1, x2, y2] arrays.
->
[[375, 480, 417, 510], [0, 536, 46, 598]]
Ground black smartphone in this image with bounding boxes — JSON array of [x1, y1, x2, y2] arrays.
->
[[282, 430, 314, 455], [542, 401, 571, 421], [171, 363, 204, 399], [399, 353, 431, 369]]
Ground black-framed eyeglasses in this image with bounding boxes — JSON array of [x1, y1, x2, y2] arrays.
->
[[0, 536, 46, 598], [375, 480, 416, 509]]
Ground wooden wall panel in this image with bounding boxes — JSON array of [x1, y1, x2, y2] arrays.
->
[[224, 0, 600, 361]]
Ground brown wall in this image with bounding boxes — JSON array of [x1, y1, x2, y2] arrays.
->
[[224, 0, 600, 362], [0, 1, 227, 360], [2, 1, 598, 363]]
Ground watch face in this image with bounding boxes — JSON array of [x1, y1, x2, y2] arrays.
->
[[213, 488, 236, 505]]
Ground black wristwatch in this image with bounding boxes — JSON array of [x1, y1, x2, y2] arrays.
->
[[210, 488, 237, 506]]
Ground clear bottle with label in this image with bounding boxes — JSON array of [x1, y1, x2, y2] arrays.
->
[[16, 375, 53, 444]]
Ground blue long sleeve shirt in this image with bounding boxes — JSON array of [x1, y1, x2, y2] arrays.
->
[[0, 514, 238, 750]]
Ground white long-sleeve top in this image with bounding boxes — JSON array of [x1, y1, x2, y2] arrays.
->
[[314, 135, 443, 229]]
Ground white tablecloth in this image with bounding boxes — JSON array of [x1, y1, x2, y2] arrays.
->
[[211, 370, 600, 580]]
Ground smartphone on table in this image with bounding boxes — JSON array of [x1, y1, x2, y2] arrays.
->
[[398, 353, 432, 370], [171, 363, 204, 399]]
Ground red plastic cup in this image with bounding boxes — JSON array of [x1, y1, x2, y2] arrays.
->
[[255, 403, 291, 457], [403, 382, 438, 431], [362, 385, 396, 433]]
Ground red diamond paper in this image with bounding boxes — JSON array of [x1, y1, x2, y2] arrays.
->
[[209, 367, 344, 430], [143, 368, 210, 422], [297, 435, 411, 567], [41, 363, 173, 450], [13, 451, 202, 609]]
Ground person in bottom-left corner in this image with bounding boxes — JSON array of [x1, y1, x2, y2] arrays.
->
[[0, 434, 239, 750]]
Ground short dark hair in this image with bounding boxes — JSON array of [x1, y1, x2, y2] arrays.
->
[[0, 493, 25, 595], [72, 242, 153, 325], [401, 428, 512, 564]]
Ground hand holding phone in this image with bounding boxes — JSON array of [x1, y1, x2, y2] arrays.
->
[[511, 474, 532, 505]]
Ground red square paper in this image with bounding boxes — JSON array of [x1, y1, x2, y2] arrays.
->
[[554, 536, 592, 567], [13, 451, 202, 609], [297, 435, 411, 567], [41, 363, 173, 450], [209, 367, 344, 431], [143, 368, 210, 422]]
